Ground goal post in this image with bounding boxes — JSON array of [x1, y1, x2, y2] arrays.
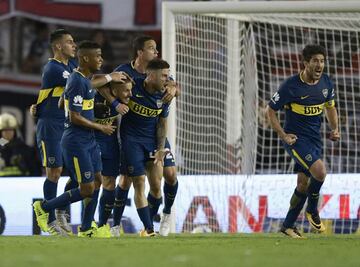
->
[[162, 1, 360, 233]]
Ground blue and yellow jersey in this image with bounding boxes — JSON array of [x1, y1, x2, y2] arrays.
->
[[36, 58, 77, 121], [120, 77, 170, 142], [94, 93, 118, 140], [268, 73, 335, 142], [62, 69, 96, 145], [114, 61, 145, 79]]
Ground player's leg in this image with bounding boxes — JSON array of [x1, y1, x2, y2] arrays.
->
[[98, 174, 116, 227], [37, 138, 64, 234], [281, 170, 309, 238], [112, 174, 132, 236], [306, 158, 327, 232], [131, 174, 155, 237], [160, 141, 178, 236], [146, 160, 163, 221]]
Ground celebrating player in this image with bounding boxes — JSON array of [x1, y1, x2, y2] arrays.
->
[[266, 44, 340, 238], [33, 41, 116, 237]]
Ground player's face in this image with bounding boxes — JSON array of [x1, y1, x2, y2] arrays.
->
[[88, 49, 103, 72], [111, 82, 133, 104], [153, 68, 170, 92], [140, 40, 158, 62], [304, 54, 325, 81], [59, 34, 76, 58]]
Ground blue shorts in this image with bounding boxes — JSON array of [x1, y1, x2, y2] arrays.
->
[[283, 137, 322, 177], [164, 139, 176, 168], [96, 135, 120, 177], [121, 139, 157, 177], [62, 142, 102, 184], [37, 138, 63, 168]]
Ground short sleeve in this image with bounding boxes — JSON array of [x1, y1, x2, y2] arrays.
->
[[268, 80, 292, 111], [325, 77, 335, 108], [160, 103, 170, 118], [42, 64, 67, 89], [66, 78, 85, 113]]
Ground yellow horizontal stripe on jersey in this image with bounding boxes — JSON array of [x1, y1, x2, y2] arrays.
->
[[290, 103, 324, 116], [128, 100, 162, 117], [94, 115, 118, 125], [324, 99, 335, 108], [73, 157, 82, 183], [36, 88, 52, 104], [82, 99, 94, 110], [53, 86, 64, 97], [291, 149, 309, 169]]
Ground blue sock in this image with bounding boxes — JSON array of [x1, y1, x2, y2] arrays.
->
[[113, 186, 129, 226], [306, 177, 324, 213], [43, 179, 58, 224], [163, 181, 178, 214], [81, 189, 100, 231], [283, 189, 307, 228], [137, 206, 153, 231], [98, 189, 115, 227], [42, 188, 83, 212], [57, 178, 79, 211], [147, 193, 162, 222]]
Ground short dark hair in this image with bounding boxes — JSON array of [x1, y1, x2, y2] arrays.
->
[[50, 29, 72, 44], [302, 44, 326, 62], [77, 40, 101, 50], [146, 58, 170, 71], [132, 35, 155, 58]]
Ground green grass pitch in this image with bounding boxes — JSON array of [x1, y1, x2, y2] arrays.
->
[[0, 234, 359, 267]]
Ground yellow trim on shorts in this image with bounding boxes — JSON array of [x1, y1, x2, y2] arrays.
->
[[41, 141, 47, 167], [291, 149, 309, 169], [73, 157, 82, 183]]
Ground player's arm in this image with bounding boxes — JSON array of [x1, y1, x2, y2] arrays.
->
[[29, 104, 37, 117], [95, 79, 129, 115], [162, 80, 180, 103], [154, 116, 169, 166], [266, 105, 297, 145], [69, 110, 115, 136], [325, 106, 340, 141], [58, 94, 64, 109], [91, 72, 127, 89]]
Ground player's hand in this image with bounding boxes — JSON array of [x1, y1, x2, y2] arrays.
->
[[115, 103, 129, 115], [110, 72, 127, 83], [162, 81, 177, 103], [100, 124, 116, 136], [329, 129, 340, 142], [281, 133, 297, 145], [29, 104, 37, 117], [153, 148, 170, 166]]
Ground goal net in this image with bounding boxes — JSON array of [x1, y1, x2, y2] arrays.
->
[[163, 1, 360, 234]]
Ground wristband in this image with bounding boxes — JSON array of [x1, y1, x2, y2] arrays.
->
[[111, 99, 120, 109], [105, 74, 112, 83]]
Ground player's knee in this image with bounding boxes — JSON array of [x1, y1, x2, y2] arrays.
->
[[46, 167, 62, 182], [132, 176, 145, 191], [102, 176, 115, 190], [119, 175, 132, 190], [164, 167, 177, 185], [80, 183, 95, 198]]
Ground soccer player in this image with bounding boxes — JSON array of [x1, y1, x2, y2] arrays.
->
[[266, 44, 340, 238], [120, 58, 172, 237], [95, 77, 133, 229], [104, 36, 179, 237], [33, 40, 116, 237], [30, 29, 127, 236], [30, 29, 77, 235]]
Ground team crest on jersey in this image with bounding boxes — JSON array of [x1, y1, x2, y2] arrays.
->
[[63, 70, 71, 79], [48, 157, 55, 164], [305, 154, 312, 162], [156, 100, 163, 108], [322, 89, 328, 98], [84, 171, 91, 179]]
